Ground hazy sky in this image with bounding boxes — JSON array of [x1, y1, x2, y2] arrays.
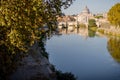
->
[[62, 0, 120, 15]]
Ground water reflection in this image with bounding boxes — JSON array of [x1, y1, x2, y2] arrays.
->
[[107, 37, 120, 63], [57, 26, 96, 39], [88, 28, 96, 37], [57, 26, 120, 63], [46, 26, 120, 80]]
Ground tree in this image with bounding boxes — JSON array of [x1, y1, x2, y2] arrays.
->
[[94, 15, 103, 19], [107, 3, 120, 27], [0, 0, 75, 54], [88, 19, 97, 27], [0, 0, 75, 79]]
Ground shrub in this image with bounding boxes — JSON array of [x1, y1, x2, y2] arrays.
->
[[88, 19, 97, 27], [56, 70, 76, 80]]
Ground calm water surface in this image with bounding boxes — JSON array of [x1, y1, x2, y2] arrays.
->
[[46, 28, 120, 80]]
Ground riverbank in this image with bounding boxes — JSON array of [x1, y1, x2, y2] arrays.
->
[[9, 42, 56, 80], [97, 26, 120, 37], [9, 42, 76, 80]]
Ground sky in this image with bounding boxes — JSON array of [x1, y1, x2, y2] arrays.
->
[[62, 0, 120, 15]]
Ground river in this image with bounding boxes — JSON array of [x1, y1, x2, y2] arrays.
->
[[45, 27, 120, 80]]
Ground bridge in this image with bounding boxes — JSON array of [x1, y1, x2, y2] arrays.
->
[[58, 20, 101, 29], [58, 21, 88, 29], [58, 21, 77, 27]]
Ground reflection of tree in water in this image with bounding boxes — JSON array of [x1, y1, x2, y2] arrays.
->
[[88, 29, 96, 37], [107, 37, 120, 62]]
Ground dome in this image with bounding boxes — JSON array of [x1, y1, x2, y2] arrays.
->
[[82, 6, 90, 14]]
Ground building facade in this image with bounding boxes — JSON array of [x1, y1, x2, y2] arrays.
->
[[77, 6, 94, 24]]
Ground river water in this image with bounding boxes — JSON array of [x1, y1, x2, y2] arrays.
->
[[46, 27, 120, 80]]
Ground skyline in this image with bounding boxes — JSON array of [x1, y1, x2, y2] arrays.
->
[[62, 0, 120, 15]]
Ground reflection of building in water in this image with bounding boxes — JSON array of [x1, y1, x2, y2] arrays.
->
[[77, 28, 88, 39], [58, 27, 88, 39]]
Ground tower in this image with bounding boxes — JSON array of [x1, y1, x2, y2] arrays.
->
[[82, 6, 90, 14]]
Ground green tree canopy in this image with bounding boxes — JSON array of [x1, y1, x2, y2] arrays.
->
[[0, 0, 75, 54], [88, 19, 97, 27], [94, 15, 103, 19], [0, 0, 75, 78], [107, 3, 120, 27]]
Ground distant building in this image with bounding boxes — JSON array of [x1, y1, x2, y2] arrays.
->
[[102, 12, 108, 19], [77, 6, 94, 24], [57, 6, 108, 28]]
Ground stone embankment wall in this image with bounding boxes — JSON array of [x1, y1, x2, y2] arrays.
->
[[10, 42, 56, 80], [97, 26, 120, 36]]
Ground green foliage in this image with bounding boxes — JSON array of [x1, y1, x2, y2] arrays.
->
[[108, 3, 120, 27], [0, 0, 75, 54], [97, 29, 105, 34], [56, 70, 76, 80], [0, 0, 75, 79], [39, 37, 49, 59], [94, 15, 103, 19], [88, 19, 97, 27]]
